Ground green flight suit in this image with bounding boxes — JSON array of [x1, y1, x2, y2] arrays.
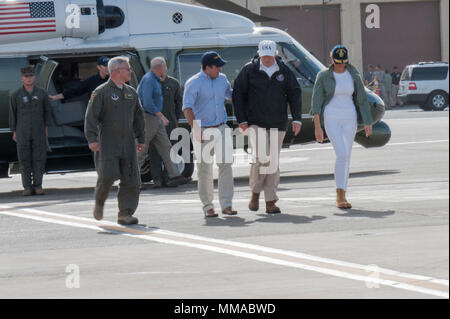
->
[[9, 86, 52, 190], [84, 79, 146, 217], [149, 76, 183, 182]]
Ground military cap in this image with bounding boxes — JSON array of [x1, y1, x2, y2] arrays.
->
[[21, 66, 35, 76]]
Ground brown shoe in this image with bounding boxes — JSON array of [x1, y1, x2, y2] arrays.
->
[[249, 193, 260, 211], [266, 201, 281, 214], [204, 208, 218, 218], [23, 189, 34, 196], [336, 189, 352, 209], [93, 202, 104, 221], [34, 187, 45, 196], [118, 215, 139, 225], [222, 207, 238, 216]]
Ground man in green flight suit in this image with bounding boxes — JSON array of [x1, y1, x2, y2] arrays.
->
[[9, 66, 52, 196], [84, 57, 146, 226]]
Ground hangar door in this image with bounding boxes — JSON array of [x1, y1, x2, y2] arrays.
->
[[261, 5, 341, 65], [361, 1, 441, 73]]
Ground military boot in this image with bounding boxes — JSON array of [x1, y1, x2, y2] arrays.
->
[[336, 189, 352, 209], [266, 200, 281, 214], [118, 214, 139, 226], [23, 189, 34, 196], [34, 187, 45, 196], [93, 202, 104, 221], [249, 193, 260, 211]]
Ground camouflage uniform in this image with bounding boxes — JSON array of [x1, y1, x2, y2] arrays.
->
[[84, 79, 145, 218], [9, 86, 52, 191], [374, 70, 389, 107]]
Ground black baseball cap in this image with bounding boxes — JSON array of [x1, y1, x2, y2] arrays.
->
[[331, 45, 349, 64], [97, 56, 110, 66], [201, 51, 227, 68]]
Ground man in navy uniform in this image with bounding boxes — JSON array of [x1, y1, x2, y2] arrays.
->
[[49, 56, 110, 102]]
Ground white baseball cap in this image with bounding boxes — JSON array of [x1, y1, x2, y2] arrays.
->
[[258, 40, 277, 57]]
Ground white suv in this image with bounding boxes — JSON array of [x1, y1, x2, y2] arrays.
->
[[398, 62, 449, 111]]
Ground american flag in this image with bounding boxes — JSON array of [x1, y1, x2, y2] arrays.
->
[[0, 1, 56, 36]]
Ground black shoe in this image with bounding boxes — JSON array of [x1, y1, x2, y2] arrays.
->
[[168, 176, 191, 186], [153, 180, 164, 188]]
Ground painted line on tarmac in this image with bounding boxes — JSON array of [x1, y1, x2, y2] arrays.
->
[[0, 204, 448, 298], [278, 139, 449, 154]]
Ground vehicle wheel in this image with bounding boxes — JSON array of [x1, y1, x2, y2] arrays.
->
[[0, 163, 9, 178], [175, 150, 194, 178], [140, 159, 153, 183], [140, 170, 153, 183], [427, 91, 448, 111]]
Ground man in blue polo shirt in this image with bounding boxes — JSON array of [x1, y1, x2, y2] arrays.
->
[[183, 51, 237, 218], [138, 57, 187, 188]]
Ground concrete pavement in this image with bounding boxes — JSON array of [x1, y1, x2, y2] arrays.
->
[[0, 106, 448, 299]]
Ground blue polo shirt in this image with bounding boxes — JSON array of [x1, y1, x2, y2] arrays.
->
[[137, 71, 163, 115], [182, 71, 232, 127]]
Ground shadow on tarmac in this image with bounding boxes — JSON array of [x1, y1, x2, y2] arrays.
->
[[334, 209, 396, 219], [203, 213, 327, 228], [0, 169, 400, 200]]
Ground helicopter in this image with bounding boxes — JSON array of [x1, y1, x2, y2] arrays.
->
[[0, 0, 390, 180]]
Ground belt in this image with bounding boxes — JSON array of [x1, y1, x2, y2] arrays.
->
[[202, 122, 225, 129]]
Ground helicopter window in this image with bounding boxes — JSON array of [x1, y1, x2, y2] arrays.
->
[[178, 54, 203, 87], [177, 47, 259, 88], [276, 42, 324, 87], [217, 46, 258, 85]]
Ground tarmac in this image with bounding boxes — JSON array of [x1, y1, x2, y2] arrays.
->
[[0, 105, 448, 299]]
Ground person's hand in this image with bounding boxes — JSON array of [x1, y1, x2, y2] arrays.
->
[[364, 125, 373, 138], [137, 144, 145, 153], [293, 122, 302, 136], [239, 123, 249, 134], [89, 142, 100, 153], [12, 132, 16, 143], [161, 115, 170, 127], [315, 127, 324, 143], [194, 129, 204, 144], [49, 94, 63, 102]]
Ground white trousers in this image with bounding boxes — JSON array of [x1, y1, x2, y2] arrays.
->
[[324, 105, 358, 191], [192, 124, 234, 213]]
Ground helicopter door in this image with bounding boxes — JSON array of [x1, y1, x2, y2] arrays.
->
[[35, 56, 59, 91], [124, 52, 146, 89]]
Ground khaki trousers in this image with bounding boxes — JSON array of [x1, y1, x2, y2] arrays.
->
[[391, 84, 400, 106], [248, 125, 286, 202], [138, 113, 178, 178], [193, 124, 234, 213]]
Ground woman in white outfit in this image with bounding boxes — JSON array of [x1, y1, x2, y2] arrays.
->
[[311, 45, 373, 209]]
